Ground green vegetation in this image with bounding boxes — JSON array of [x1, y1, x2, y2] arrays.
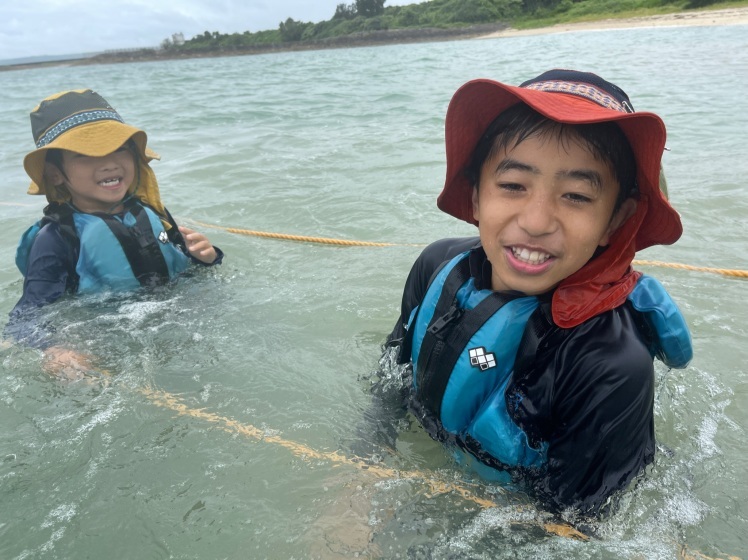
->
[[158, 0, 747, 53]]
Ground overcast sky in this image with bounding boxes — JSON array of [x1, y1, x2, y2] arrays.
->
[[0, 0, 426, 61]]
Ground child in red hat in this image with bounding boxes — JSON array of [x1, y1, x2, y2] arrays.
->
[[387, 69, 692, 518]]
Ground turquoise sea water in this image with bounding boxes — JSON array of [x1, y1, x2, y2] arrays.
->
[[1, 24, 747, 559]]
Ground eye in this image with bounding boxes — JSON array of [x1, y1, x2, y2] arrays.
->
[[563, 192, 593, 204], [498, 182, 525, 193]]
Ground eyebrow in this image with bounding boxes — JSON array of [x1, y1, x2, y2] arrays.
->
[[494, 158, 603, 192], [494, 158, 536, 175], [558, 169, 603, 191]]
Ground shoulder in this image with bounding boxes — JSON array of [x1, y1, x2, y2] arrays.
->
[[407, 237, 479, 290], [391, 237, 479, 344], [547, 305, 654, 418], [557, 305, 653, 388], [24, 218, 79, 274], [15, 219, 78, 306], [415, 237, 479, 268], [30, 221, 71, 253], [511, 304, 654, 435]]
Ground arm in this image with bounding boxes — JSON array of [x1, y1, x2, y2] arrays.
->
[[5, 223, 94, 380], [513, 306, 656, 517], [5, 223, 75, 348]]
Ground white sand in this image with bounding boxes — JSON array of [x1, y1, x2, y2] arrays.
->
[[478, 6, 748, 38]]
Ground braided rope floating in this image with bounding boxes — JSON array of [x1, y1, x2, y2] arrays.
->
[[139, 386, 739, 558], [189, 220, 748, 279]]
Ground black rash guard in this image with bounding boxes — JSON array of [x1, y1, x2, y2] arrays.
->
[[389, 237, 656, 517]]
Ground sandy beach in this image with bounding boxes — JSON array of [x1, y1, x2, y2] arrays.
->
[[479, 6, 748, 38]]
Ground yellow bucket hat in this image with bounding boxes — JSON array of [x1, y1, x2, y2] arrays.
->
[[23, 89, 167, 219]]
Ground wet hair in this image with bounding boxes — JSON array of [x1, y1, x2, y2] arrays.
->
[[42, 148, 70, 199], [466, 103, 638, 214]]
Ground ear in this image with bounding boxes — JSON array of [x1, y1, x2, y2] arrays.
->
[[471, 186, 480, 223], [600, 198, 637, 246], [43, 162, 65, 187]]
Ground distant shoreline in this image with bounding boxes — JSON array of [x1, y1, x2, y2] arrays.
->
[[3, 7, 747, 72], [0, 24, 508, 72], [478, 6, 748, 38]]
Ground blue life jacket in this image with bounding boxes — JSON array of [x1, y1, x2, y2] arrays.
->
[[16, 201, 191, 294], [403, 251, 692, 474]]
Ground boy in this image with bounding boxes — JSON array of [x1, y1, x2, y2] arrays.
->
[[388, 69, 692, 518], [6, 89, 223, 377]]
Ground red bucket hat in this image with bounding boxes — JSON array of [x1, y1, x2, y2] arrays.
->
[[437, 70, 684, 327], [437, 69, 682, 251]]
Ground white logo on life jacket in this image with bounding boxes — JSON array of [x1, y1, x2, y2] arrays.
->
[[158, 231, 169, 244], [469, 346, 496, 371]]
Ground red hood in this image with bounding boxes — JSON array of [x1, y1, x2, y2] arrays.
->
[[551, 194, 651, 328]]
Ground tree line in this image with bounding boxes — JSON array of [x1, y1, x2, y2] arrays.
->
[[160, 0, 730, 52]]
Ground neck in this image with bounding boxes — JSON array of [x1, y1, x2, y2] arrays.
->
[[69, 196, 130, 215]]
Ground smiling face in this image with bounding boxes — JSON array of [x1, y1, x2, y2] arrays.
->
[[472, 129, 635, 295], [45, 145, 136, 213]]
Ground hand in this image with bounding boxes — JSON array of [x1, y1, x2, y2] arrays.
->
[[42, 346, 95, 381], [178, 226, 218, 264]]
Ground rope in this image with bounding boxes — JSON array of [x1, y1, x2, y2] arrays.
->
[[6, 203, 747, 277], [189, 220, 423, 247], [139, 386, 588, 541], [139, 386, 741, 558], [189, 219, 748, 279], [632, 260, 748, 279]]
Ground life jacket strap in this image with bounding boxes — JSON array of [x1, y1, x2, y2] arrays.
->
[[95, 200, 171, 287], [414, 256, 515, 420], [41, 202, 80, 293]]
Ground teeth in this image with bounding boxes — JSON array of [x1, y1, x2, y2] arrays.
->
[[512, 247, 551, 265], [100, 178, 120, 186]]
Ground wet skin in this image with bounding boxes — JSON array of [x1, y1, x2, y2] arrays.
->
[[46, 146, 135, 213], [471, 131, 636, 296], [45, 145, 218, 264]]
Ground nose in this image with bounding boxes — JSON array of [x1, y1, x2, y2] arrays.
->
[[96, 153, 121, 171], [516, 192, 558, 237]]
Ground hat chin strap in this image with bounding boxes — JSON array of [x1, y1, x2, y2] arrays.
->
[[551, 198, 648, 328]]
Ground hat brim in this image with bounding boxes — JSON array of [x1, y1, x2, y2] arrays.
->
[[437, 79, 682, 250], [23, 121, 151, 196]]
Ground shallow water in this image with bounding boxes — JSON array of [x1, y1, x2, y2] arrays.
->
[[1, 24, 747, 559]]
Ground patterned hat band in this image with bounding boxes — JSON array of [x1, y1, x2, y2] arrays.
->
[[522, 80, 635, 114], [35, 109, 125, 148]]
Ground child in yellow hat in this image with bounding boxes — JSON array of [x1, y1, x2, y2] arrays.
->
[[7, 89, 223, 379]]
